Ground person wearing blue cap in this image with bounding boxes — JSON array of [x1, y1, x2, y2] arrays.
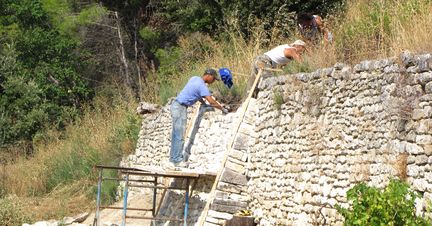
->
[[166, 68, 229, 169]]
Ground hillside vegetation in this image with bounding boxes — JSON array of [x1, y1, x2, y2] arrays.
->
[[1, 0, 432, 224]]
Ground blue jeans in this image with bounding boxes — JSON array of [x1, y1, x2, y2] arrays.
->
[[170, 101, 187, 163]]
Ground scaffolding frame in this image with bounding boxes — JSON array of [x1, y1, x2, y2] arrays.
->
[[93, 165, 201, 226]]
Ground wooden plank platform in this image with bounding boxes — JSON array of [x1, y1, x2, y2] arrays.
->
[[96, 165, 217, 178], [131, 165, 218, 177]]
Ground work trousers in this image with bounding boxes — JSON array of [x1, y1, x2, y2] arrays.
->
[[170, 100, 187, 163]]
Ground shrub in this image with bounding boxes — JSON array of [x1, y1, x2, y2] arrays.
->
[[334, 0, 432, 63], [0, 196, 31, 226], [273, 90, 284, 111], [336, 179, 431, 225]]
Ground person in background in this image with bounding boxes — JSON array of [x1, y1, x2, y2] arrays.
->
[[247, 40, 307, 97], [297, 13, 333, 44], [167, 69, 229, 170]]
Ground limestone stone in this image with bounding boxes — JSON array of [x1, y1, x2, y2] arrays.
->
[[217, 182, 244, 194], [205, 217, 225, 225], [416, 72, 432, 85], [415, 155, 429, 165], [425, 145, 432, 155], [413, 178, 428, 191], [417, 135, 432, 145], [417, 54, 432, 72], [406, 143, 424, 154], [400, 51, 415, 67], [225, 160, 246, 175], [207, 210, 233, 220], [211, 203, 243, 214], [426, 82, 432, 94]]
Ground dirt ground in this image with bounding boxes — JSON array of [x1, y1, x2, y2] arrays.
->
[[83, 193, 154, 226]]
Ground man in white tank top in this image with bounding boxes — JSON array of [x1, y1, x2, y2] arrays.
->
[[252, 39, 306, 75], [247, 40, 306, 97]]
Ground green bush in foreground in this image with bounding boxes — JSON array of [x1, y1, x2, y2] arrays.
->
[[336, 179, 431, 226], [0, 196, 31, 226]]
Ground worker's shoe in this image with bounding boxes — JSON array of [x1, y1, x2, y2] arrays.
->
[[162, 160, 176, 170], [174, 161, 189, 169], [163, 160, 188, 170]]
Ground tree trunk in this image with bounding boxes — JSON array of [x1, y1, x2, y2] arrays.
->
[[114, 11, 132, 89], [134, 18, 143, 100]]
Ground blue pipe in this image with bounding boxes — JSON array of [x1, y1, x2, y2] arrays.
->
[[95, 169, 102, 226], [184, 179, 190, 226], [122, 174, 129, 226]]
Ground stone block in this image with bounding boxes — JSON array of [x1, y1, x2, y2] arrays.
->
[[400, 51, 415, 67], [211, 203, 244, 214], [424, 145, 432, 155], [426, 82, 432, 94], [354, 60, 373, 72], [204, 220, 222, 226], [417, 135, 432, 145], [416, 72, 432, 84], [406, 143, 424, 154], [412, 178, 428, 191], [221, 168, 248, 186], [226, 158, 246, 174], [412, 109, 426, 120], [213, 198, 248, 208], [373, 58, 395, 71], [416, 155, 429, 165], [229, 149, 246, 161], [215, 191, 230, 200], [217, 182, 245, 194], [407, 165, 420, 177], [233, 134, 250, 150], [207, 210, 233, 220], [205, 217, 225, 225], [417, 54, 432, 72]]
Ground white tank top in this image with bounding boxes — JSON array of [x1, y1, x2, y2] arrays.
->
[[264, 44, 294, 65]]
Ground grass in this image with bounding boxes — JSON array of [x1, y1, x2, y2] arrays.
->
[[141, 0, 432, 106], [140, 25, 270, 105], [333, 0, 432, 63], [0, 195, 31, 226], [0, 88, 140, 220], [273, 90, 284, 111]]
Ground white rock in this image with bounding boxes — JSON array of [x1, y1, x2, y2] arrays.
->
[[406, 143, 424, 154]]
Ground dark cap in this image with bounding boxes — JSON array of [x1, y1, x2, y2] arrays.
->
[[204, 68, 220, 80]]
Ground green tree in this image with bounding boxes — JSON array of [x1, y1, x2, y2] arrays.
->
[[0, 0, 92, 148]]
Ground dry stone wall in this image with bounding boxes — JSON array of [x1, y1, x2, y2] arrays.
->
[[248, 52, 432, 225], [121, 99, 242, 225], [122, 100, 236, 173], [123, 52, 432, 226]]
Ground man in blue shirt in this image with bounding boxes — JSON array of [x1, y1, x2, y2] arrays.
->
[[168, 69, 229, 169]]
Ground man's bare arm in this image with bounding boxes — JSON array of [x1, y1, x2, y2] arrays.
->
[[284, 48, 302, 62], [315, 16, 331, 42], [204, 95, 224, 110]]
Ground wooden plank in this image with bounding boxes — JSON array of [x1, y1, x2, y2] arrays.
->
[[197, 69, 263, 226], [155, 177, 172, 226], [184, 103, 201, 142], [129, 165, 202, 177]]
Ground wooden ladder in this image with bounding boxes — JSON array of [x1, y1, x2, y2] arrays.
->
[[197, 69, 264, 225]]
